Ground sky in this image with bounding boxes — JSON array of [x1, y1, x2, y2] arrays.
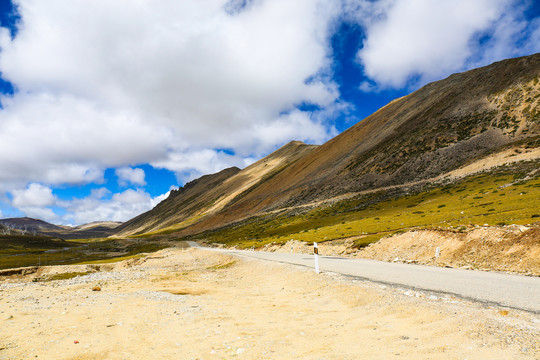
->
[[0, 0, 538, 226]]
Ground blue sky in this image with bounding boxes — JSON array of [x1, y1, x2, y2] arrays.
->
[[0, 0, 538, 225]]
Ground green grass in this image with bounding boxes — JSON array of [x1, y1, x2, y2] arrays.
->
[[0, 237, 168, 270], [0, 234, 79, 251], [206, 260, 237, 271], [76, 254, 146, 265], [33, 271, 91, 282], [185, 162, 540, 249]]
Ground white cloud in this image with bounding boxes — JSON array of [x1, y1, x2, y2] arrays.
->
[[356, 0, 508, 88], [0, 0, 341, 191], [8, 179, 167, 225], [116, 167, 146, 187], [152, 148, 248, 183], [0, 93, 170, 187], [62, 188, 168, 225], [349, 0, 540, 90], [11, 183, 55, 208], [16, 206, 57, 222], [10, 183, 58, 222], [151, 191, 170, 208], [470, 4, 540, 68]]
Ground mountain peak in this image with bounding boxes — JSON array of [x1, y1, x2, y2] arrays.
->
[[114, 53, 540, 238]]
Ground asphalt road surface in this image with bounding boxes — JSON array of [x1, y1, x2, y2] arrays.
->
[[187, 242, 540, 313]]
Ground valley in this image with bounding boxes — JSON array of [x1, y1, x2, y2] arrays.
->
[[1, 53, 539, 276]]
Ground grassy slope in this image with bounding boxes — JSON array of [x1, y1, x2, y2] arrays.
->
[[183, 160, 539, 249], [0, 237, 167, 270]]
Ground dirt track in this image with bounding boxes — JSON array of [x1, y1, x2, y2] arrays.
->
[[1, 247, 538, 359]]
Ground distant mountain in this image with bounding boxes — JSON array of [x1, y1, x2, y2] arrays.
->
[[0, 217, 122, 239], [73, 221, 122, 231], [0, 217, 65, 232], [113, 53, 540, 239]]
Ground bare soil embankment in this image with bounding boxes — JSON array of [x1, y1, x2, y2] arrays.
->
[[1, 247, 538, 359], [356, 224, 540, 275], [262, 224, 540, 276]]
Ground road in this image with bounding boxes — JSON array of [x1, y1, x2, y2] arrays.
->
[[187, 242, 540, 313]]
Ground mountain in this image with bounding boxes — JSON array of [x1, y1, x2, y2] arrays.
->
[[0, 217, 122, 239], [114, 141, 317, 236], [114, 53, 540, 241], [0, 217, 65, 233]]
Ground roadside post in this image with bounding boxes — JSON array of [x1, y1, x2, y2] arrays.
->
[[314, 242, 320, 274], [435, 247, 441, 259]]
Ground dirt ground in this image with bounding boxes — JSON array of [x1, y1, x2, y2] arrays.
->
[[356, 224, 540, 276], [0, 247, 538, 359]]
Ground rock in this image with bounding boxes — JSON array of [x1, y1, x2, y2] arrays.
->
[[92, 286, 101, 291]]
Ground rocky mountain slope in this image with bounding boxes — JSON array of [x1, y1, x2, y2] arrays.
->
[[114, 141, 317, 236], [115, 53, 540, 239]]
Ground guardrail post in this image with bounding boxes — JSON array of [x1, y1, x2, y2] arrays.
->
[[314, 242, 320, 274]]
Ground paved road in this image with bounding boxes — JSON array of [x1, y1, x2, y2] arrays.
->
[[188, 242, 540, 313]]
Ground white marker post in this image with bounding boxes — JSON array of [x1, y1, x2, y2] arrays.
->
[[314, 242, 320, 274], [435, 247, 441, 259]]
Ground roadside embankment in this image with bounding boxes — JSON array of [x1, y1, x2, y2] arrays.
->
[[261, 223, 540, 276]]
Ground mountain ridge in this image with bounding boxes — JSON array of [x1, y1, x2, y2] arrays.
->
[[62, 54, 540, 240], [114, 140, 317, 237], [135, 53, 538, 238], [0, 217, 122, 239]]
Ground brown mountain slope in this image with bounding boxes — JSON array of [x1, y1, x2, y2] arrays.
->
[[168, 53, 539, 236], [114, 53, 540, 239], [0, 217, 65, 232], [114, 141, 317, 236]]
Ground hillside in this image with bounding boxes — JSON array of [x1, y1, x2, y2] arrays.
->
[[178, 54, 539, 233], [0, 217, 121, 239], [0, 217, 65, 233], [114, 53, 540, 248], [114, 141, 317, 237]]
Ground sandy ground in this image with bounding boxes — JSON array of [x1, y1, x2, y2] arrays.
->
[[1, 247, 539, 360]]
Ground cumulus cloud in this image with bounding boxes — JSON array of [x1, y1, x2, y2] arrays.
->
[[355, 0, 508, 88], [0, 92, 171, 187], [0, 0, 341, 191], [11, 183, 55, 208], [16, 206, 57, 222], [62, 188, 168, 225], [116, 167, 146, 187], [7, 182, 164, 225], [152, 148, 250, 183], [470, 3, 540, 68], [349, 0, 540, 90], [10, 183, 58, 221]]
